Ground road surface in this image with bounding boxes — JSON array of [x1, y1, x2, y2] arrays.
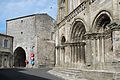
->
[[0, 68, 64, 80]]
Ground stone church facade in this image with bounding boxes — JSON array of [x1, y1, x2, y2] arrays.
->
[[7, 14, 55, 68], [55, 0, 120, 71]]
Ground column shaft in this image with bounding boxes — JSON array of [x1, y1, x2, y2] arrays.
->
[[73, 45, 75, 63], [78, 44, 80, 63], [101, 37, 105, 69], [74, 45, 77, 64]]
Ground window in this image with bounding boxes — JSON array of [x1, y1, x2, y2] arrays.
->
[[21, 32, 23, 34], [4, 39, 8, 48], [21, 20, 23, 23], [3, 39, 10, 48], [51, 32, 54, 40]]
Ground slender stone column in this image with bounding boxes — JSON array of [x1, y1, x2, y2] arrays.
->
[[55, 48, 60, 66], [63, 48, 65, 65], [72, 45, 74, 64], [101, 37, 105, 69], [77, 44, 80, 64], [98, 38, 103, 69], [59, 48, 62, 66], [81, 44, 85, 64], [60, 48, 64, 66], [97, 38, 100, 62], [73, 45, 75, 63], [74, 44, 77, 64], [79, 44, 81, 63], [93, 39, 97, 69], [81, 44, 83, 64], [99, 38, 102, 69], [70, 45, 72, 66], [69, 45, 72, 66]]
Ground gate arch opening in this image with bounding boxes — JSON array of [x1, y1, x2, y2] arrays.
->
[[70, 21, 86, 64], [14, 47, 26, 67]]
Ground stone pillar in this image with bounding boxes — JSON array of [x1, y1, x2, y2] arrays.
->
[[60, 48, 62, 66], [70, 45, 72, 66], [74, 44, 77, 64], [77, 44, 80, 63], [85, 37, 92, 67], [81, 44, 85, 64], [97, 38, 103, 69], [97, 38, 100, 62], [71, 44, 74, 66], [101, 37, 105, 69], [55, 48, 60, 66], [81, 44, 83, 64], [99, 38, 102, 69], [73, 45, 75, 63], [70, 45, 73, 63], [63, 47, 65, 65], [93, 39, 97, 69], [79, 44, 81, 63], [60, 47, 65, 67]]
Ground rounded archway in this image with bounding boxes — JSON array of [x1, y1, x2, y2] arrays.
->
[[14, 47, 26, 67], [70, 20, 86, 64], [71, 21, 86, 42], [93, 11, 112, 32]]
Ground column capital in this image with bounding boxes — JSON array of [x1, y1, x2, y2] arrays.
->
[[84, 32, 112, 40]]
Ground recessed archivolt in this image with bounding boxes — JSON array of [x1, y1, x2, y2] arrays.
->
[[70, 19, 86, 42], [92, 10, 113, 33]]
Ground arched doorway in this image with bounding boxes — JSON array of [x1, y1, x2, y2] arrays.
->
[[94, 12, 112, 52], [70, 20, 86, 64], [14, 47, 26, 67], [92, 11, 112, 69]]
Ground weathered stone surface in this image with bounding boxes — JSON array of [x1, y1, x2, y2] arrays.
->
[[6, 13, 55, 68], [54, 0, 120, 79], [0, 33, 13, 68]]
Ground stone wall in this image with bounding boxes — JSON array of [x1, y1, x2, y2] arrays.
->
[[0, 34, 13, 68], [55, 0, 120, 71], [7, 14, 55, 68], [35, 14, 55, 67]]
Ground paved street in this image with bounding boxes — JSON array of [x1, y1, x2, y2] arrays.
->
[[0, 68, 64, 80]]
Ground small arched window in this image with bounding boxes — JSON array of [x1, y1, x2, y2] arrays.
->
[[61, 36, 66, 45], [3, 39, 10, 48]]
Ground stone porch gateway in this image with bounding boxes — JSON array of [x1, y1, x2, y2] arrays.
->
[[53, 0, 120, 80]]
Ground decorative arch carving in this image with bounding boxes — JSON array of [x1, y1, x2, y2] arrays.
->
[[92, 10, 113, 33], [70, 19, 86, 42]]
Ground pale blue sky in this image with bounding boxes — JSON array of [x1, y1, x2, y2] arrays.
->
[[0, 0, 57, 33]]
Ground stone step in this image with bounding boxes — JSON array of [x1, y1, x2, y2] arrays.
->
[[53, 68, 87, 80], [53, 67, 120, 80]]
